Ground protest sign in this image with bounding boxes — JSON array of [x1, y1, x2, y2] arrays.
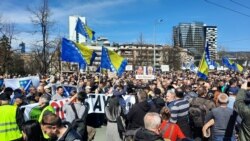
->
[[135, 75, 155, 80], [21, 94, 135, 121]]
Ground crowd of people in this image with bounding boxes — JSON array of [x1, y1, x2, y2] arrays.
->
[[0, 69, 250, 141]]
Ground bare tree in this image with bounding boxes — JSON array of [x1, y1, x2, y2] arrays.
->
[[162, 47, 181, 71], [0, 19, 17, 74], [1, 22, 15, 46], [28, 0, 53, 74], [29, 36, 60, 74], [137, 33, 145, 45], [48, 37, 61, 74]]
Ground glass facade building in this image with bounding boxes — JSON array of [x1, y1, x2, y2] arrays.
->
[[173, 22, 217, 60]]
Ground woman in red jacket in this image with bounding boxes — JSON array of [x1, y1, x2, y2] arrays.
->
[[159, 107, 186, 141]]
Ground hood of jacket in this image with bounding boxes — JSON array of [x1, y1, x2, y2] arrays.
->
[[134, 128, 163, 141]]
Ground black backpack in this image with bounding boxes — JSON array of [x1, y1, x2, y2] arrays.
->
[[189, 98, 208, 127], [71, 103, 89, 141]]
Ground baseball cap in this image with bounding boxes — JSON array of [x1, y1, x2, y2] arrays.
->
[[13, 93, 25, 100], [228, 87, 239, 95]]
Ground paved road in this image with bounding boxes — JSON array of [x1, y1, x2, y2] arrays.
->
[[93, 126, 107, 141]]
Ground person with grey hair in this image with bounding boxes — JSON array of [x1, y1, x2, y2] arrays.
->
[[38, 94, 55, 135], [203, 93, 237, 141], [134, 112, 164, 141], [165, 88, 176, 109]]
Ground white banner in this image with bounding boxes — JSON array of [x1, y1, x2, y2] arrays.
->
[[21, 94, 135, 121], [125, 65, 133, 71], [135, 75, 155, 80], [161, 65, 169, 72], [21, 103, 39, 121], [4, 76, 40, 90]]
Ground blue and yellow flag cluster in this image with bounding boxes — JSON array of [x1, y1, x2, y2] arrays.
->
[[222, 57, 243, 72], [99, 47, 127, 76], [61, 38, 96, 67], [75, 18, 95, 41]]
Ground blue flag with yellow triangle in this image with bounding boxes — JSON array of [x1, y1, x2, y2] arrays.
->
[[75, 18, 95, 41], [99, 47, 127, 76], [61, 38, 96, 66]]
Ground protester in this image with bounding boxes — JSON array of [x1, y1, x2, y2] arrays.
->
[[204, 93, 237, 141], [151, 88, 165, 113], [189, 85, 216, 141], [160, 107, 185, 141], [13, 91, 27, 107], [105, 95, 124, 141], [22, 120, 46, 141], [52, 86, 65, 101], [134, 112, 164, 141], [165, 89, 176, 109], [63, 91, 89, 141], [127, 90, 157, 130], [1, 69, 250, 141], [95, 81, 109, 94], [38, 94, 55, 122], [0, 92, 23, 141], [11, 88, 24, 105], [41, 112, 82, 141], [26, 86, 37, 103], [169, 88, 191, 138], [235, 80, 250, 141], [227, 87, 239, 109], [63, 91, 88, 123], [37, 85, 46, 96]]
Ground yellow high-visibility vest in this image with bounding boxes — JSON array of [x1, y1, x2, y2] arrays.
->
[[39, 105, 55, 139], [38, 105, 55, 123], [0, 105, 22, 141]]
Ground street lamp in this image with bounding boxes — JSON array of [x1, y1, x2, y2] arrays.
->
[[153, 19, 164, 70]]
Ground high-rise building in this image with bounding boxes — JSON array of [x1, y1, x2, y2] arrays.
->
[[69, 16, 86, 43], [205, 26, 218, 60], [173, 22, 217, 60]]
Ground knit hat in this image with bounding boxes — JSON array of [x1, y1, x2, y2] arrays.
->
[[0, 93, 11, 101]]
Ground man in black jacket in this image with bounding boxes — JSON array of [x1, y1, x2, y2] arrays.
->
[[127, 90, 157, 130]]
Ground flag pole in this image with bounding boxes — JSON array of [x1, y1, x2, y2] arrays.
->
[[76, 18, 79, 43], [77, 63, 80, 89], [60, 61, 63, 82]]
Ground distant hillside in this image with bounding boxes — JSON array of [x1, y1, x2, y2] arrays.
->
[[224, 51, 250, 58]]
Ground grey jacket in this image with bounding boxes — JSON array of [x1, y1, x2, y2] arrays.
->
[[235, 89, 250, 141], [63, 102, 87, 123]]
